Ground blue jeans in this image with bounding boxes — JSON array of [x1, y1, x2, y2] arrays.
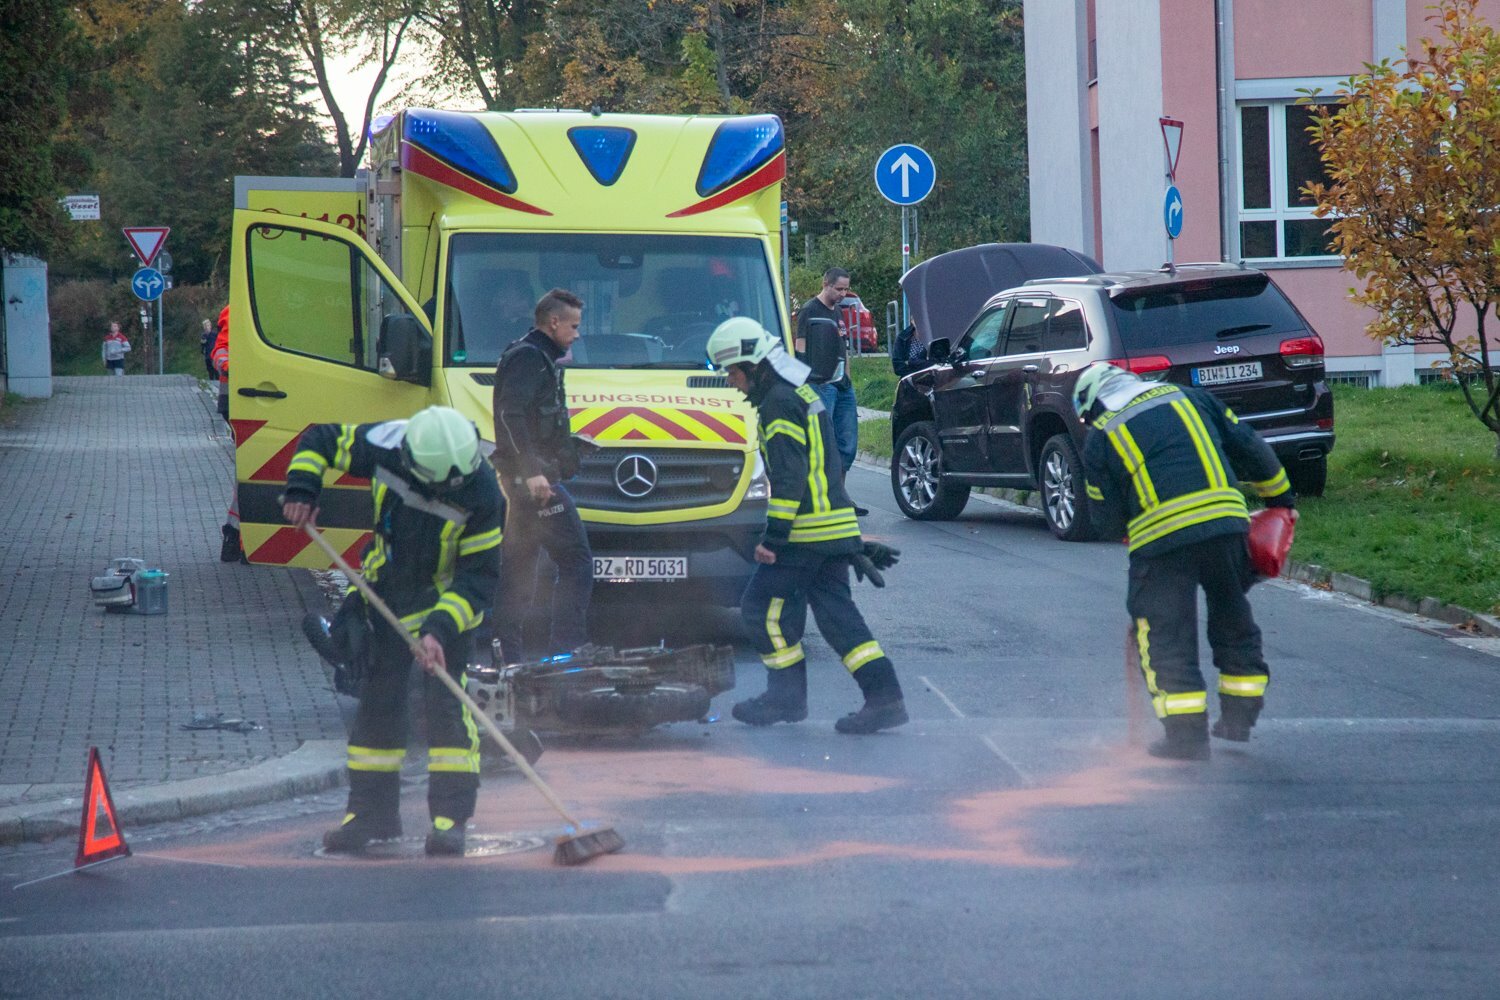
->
[[811, 380, 858, 473]]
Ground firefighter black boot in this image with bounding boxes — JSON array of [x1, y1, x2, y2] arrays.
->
[[1149, 713, 1211, 761], [322, 772, 401, 852], [424, 817, 466, 857], [732, 663, 808, 726], [836, 660, 908, 734], [322, 811, 403, 852], [220, 524, 242, 563], [1212, 695, 1264, 742]]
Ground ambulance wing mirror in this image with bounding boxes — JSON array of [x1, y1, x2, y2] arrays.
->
[[377, 313, 432, 385]]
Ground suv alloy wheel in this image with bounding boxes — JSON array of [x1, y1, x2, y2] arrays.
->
[[891, 421, 971, 520], [1037, 434, 1094, 541]]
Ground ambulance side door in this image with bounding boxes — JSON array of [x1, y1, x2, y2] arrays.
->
[[228, 210, 432, 567]]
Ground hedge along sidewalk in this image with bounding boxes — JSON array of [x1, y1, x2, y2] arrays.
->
[[854, 408, 1500, 641]]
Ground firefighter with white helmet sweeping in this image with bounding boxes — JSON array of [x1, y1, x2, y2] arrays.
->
[[285, 405, 503, 854], [707, 317, 906, 734]]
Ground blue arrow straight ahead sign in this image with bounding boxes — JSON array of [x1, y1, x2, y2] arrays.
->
[[1163, 184, 1184, 239], [131, 267, 165, 302], [874, 144, 936, 206]]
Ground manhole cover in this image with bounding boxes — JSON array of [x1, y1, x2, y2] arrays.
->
[[313, 832, 549, 860]]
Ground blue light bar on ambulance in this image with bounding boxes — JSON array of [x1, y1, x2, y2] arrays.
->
[[568, 126, 636, 186], [404, 109, 517, 194], [695, 116, 784, 198]]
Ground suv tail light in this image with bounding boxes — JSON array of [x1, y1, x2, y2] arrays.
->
[[1280, 336, 1324, 369], [1107, 355, 1173, 380]]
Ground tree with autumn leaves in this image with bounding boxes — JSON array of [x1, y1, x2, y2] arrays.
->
[[1306, 0, 1500, 454]]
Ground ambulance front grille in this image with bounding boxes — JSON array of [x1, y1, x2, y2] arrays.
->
[[570, 448, 744, 513]]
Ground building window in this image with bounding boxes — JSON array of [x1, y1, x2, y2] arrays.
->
[[1326, 371, 1376, 389], [1238, 102, 1338, 261]]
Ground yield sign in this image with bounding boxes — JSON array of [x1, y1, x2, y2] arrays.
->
[[123, 226, 170, 267], [1159, 117, 1184, 182]]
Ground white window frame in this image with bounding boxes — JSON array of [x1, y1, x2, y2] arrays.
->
[[1236, 100, 1340, 264]]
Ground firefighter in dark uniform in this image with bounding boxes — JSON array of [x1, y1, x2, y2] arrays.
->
[[491, 288, 592, 661], [706, 317, 906, 734], [283, 406, 503, 855], [1073, 362, 1296, 760]]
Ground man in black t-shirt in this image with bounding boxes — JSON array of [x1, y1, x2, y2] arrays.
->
[[795, 267, 864, 514]]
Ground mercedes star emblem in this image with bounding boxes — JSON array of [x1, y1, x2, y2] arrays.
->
[[614, 454, 658, 498]]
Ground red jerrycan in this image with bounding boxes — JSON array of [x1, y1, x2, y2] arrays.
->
[[1248, 507, 1298, 579]]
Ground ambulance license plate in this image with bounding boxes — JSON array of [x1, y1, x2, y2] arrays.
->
[[1192, 361, 1262, 386], [592, 556, 688, 581]]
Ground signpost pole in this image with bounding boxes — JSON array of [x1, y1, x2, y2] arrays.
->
[[156, 296, 164, 375], [874, 143, 935, 346], [1159, 117, 1184, 272], [900, 206, 911, 331]]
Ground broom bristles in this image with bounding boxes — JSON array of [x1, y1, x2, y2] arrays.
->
[[553, 826, 625, 866]]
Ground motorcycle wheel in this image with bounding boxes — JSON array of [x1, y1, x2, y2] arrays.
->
[[554, 683, 711, 731]]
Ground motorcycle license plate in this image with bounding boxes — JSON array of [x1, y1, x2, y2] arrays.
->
[[1192, 361, 1262, 386], [592, 556, 688, 581]]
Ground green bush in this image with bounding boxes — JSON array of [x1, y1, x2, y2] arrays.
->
[[48, 279, 224, 376]]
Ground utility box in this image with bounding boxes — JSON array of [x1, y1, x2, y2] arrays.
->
[[2, 253, 53, 399]]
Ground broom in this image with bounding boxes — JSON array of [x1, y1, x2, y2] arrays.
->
[[301, 522, 624, 865]]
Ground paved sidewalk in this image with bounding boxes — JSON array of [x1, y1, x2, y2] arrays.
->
[[0, 376, 347, 844]]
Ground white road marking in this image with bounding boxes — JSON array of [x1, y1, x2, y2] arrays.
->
[[919, 675, 1034, 786], [919, 675, 966, 719], [136, 853, 246, 870], [980, 736, 1034, 788]]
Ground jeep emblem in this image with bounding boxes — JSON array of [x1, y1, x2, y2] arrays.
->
[[1214, 344, 1241, 355]]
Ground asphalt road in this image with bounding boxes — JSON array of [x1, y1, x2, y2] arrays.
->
[[5, 465, 1500, 999]]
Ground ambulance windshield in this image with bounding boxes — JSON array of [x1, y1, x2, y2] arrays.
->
[[444, 233, 784, 369]]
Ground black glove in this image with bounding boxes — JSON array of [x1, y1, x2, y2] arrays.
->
[[851, 552, 885, 588], [851, 542, 901, 588], [1265, 491, 1297, 510]]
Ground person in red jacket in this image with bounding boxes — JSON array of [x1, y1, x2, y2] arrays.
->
[[212, 306, 242, 562]]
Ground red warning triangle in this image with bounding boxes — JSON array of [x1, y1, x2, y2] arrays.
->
[[75, 747, 130, 868]]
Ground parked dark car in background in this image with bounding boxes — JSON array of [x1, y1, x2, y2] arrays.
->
[[889, 263, 1335, 540]]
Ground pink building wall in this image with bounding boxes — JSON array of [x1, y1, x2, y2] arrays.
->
[[1236, 0, 1372, 77], [1265, 269, 1377, 355], [1159, 0, 1222, 263], [1408, 0, 1500, 54]]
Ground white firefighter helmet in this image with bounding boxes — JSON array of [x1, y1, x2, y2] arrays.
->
[[402, 406, 482, 487], [1072, 361, 1133, 422], [706, 317, 811, 385]]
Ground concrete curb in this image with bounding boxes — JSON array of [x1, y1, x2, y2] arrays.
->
[[1282, 560, 1500, 637], [0, 740, 346, 846], [857, 447, 1500, 638]]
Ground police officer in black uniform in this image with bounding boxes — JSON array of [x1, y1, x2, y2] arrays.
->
[[707, 317, 906, 734], [491, 288, 592, 661], [1074, 362, 1296, 760], [283, 406, 503, 855]]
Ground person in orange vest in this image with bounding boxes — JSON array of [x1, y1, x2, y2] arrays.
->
[[211, 306, 243, 562]]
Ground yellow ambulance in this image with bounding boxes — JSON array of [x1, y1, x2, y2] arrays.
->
[[228, 108, 789, 603]]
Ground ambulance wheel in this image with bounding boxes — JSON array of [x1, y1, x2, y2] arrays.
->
[[555, 683, 711, 731]]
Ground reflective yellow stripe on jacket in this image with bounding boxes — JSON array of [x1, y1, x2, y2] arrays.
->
[[789, 392, 858, 544]]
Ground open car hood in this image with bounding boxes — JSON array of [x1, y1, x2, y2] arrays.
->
[[899, 243, 1102, 345]]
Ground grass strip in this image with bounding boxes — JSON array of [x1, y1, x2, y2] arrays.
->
[[1295, 385, 1500, 615]]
